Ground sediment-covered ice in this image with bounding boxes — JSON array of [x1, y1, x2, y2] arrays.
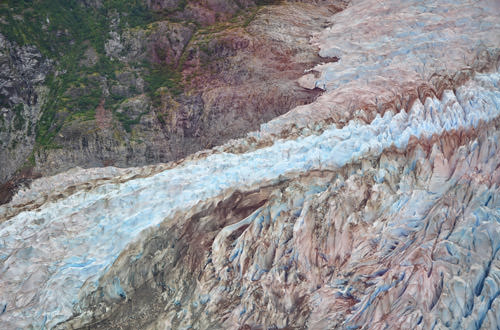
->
[[262, 0, 500, 136], [1, 68, 500, 328], [1, 0, 500, 327]]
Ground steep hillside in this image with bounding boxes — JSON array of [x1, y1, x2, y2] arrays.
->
[[0, 0, 346, 201]]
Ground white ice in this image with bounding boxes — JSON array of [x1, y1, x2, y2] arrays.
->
[[0, 72, 500, 328]]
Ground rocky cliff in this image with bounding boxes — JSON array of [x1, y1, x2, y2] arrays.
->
[[0, 0, 346, 201], [1, 0, 500, 329]]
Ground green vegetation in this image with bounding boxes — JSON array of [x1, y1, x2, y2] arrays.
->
[[12, 103, 25, 131], [242, 7, 259, 27], [190, 6, 261, 65], [0, 0, 159, 148], [0, 0, 263, 153], [18, 151, 36, 172], [144, 64, 183, 96], [0, 0, 153, 55], [113, 110, 147, 133], [104, 0, 154, 28]]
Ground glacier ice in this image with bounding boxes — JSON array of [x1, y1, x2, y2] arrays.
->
[[1, 68, 500, 328]]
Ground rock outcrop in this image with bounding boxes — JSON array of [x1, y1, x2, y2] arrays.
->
[[0, 0, 346, 191], [0, 33, 51, 184], [33, 1, 338, 179]]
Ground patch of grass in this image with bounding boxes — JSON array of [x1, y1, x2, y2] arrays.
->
[[35, 74, 63, 148], [0, 0, 155, 55], [143, 62, 183, 96], [75, 90, 102, 111], [72, 108, 96, 122], [143, 0, 187, 18], [104, 0, 154, 28], [114, 110, 148, 133], [12, 103, 25, 130], [27, 152, 35, 167], [18, 151, 36, 172]]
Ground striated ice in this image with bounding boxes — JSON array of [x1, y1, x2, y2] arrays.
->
[[1, 0, 500, 326], [0, 69, 500, 328], [260, 0, 500, 137]]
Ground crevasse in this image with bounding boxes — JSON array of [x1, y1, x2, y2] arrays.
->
[[0, 71, 500, 328]]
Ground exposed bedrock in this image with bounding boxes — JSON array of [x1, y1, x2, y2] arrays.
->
[[29, 1, 339, 181], [0, 33, 51, 185], [0, 0, 345, 193]]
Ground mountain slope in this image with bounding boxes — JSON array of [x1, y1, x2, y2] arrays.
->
[[0, 0, 345, 197]]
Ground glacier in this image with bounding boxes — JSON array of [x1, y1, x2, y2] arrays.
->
[[0, 0, 500, 328], [1, 70, 500, 329]]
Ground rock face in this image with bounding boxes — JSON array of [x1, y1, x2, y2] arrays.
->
[[32, 1, 335, 179], [0, 33, 51, 183], [0, 0, 343, 190], [0, 0, 500, 329]]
